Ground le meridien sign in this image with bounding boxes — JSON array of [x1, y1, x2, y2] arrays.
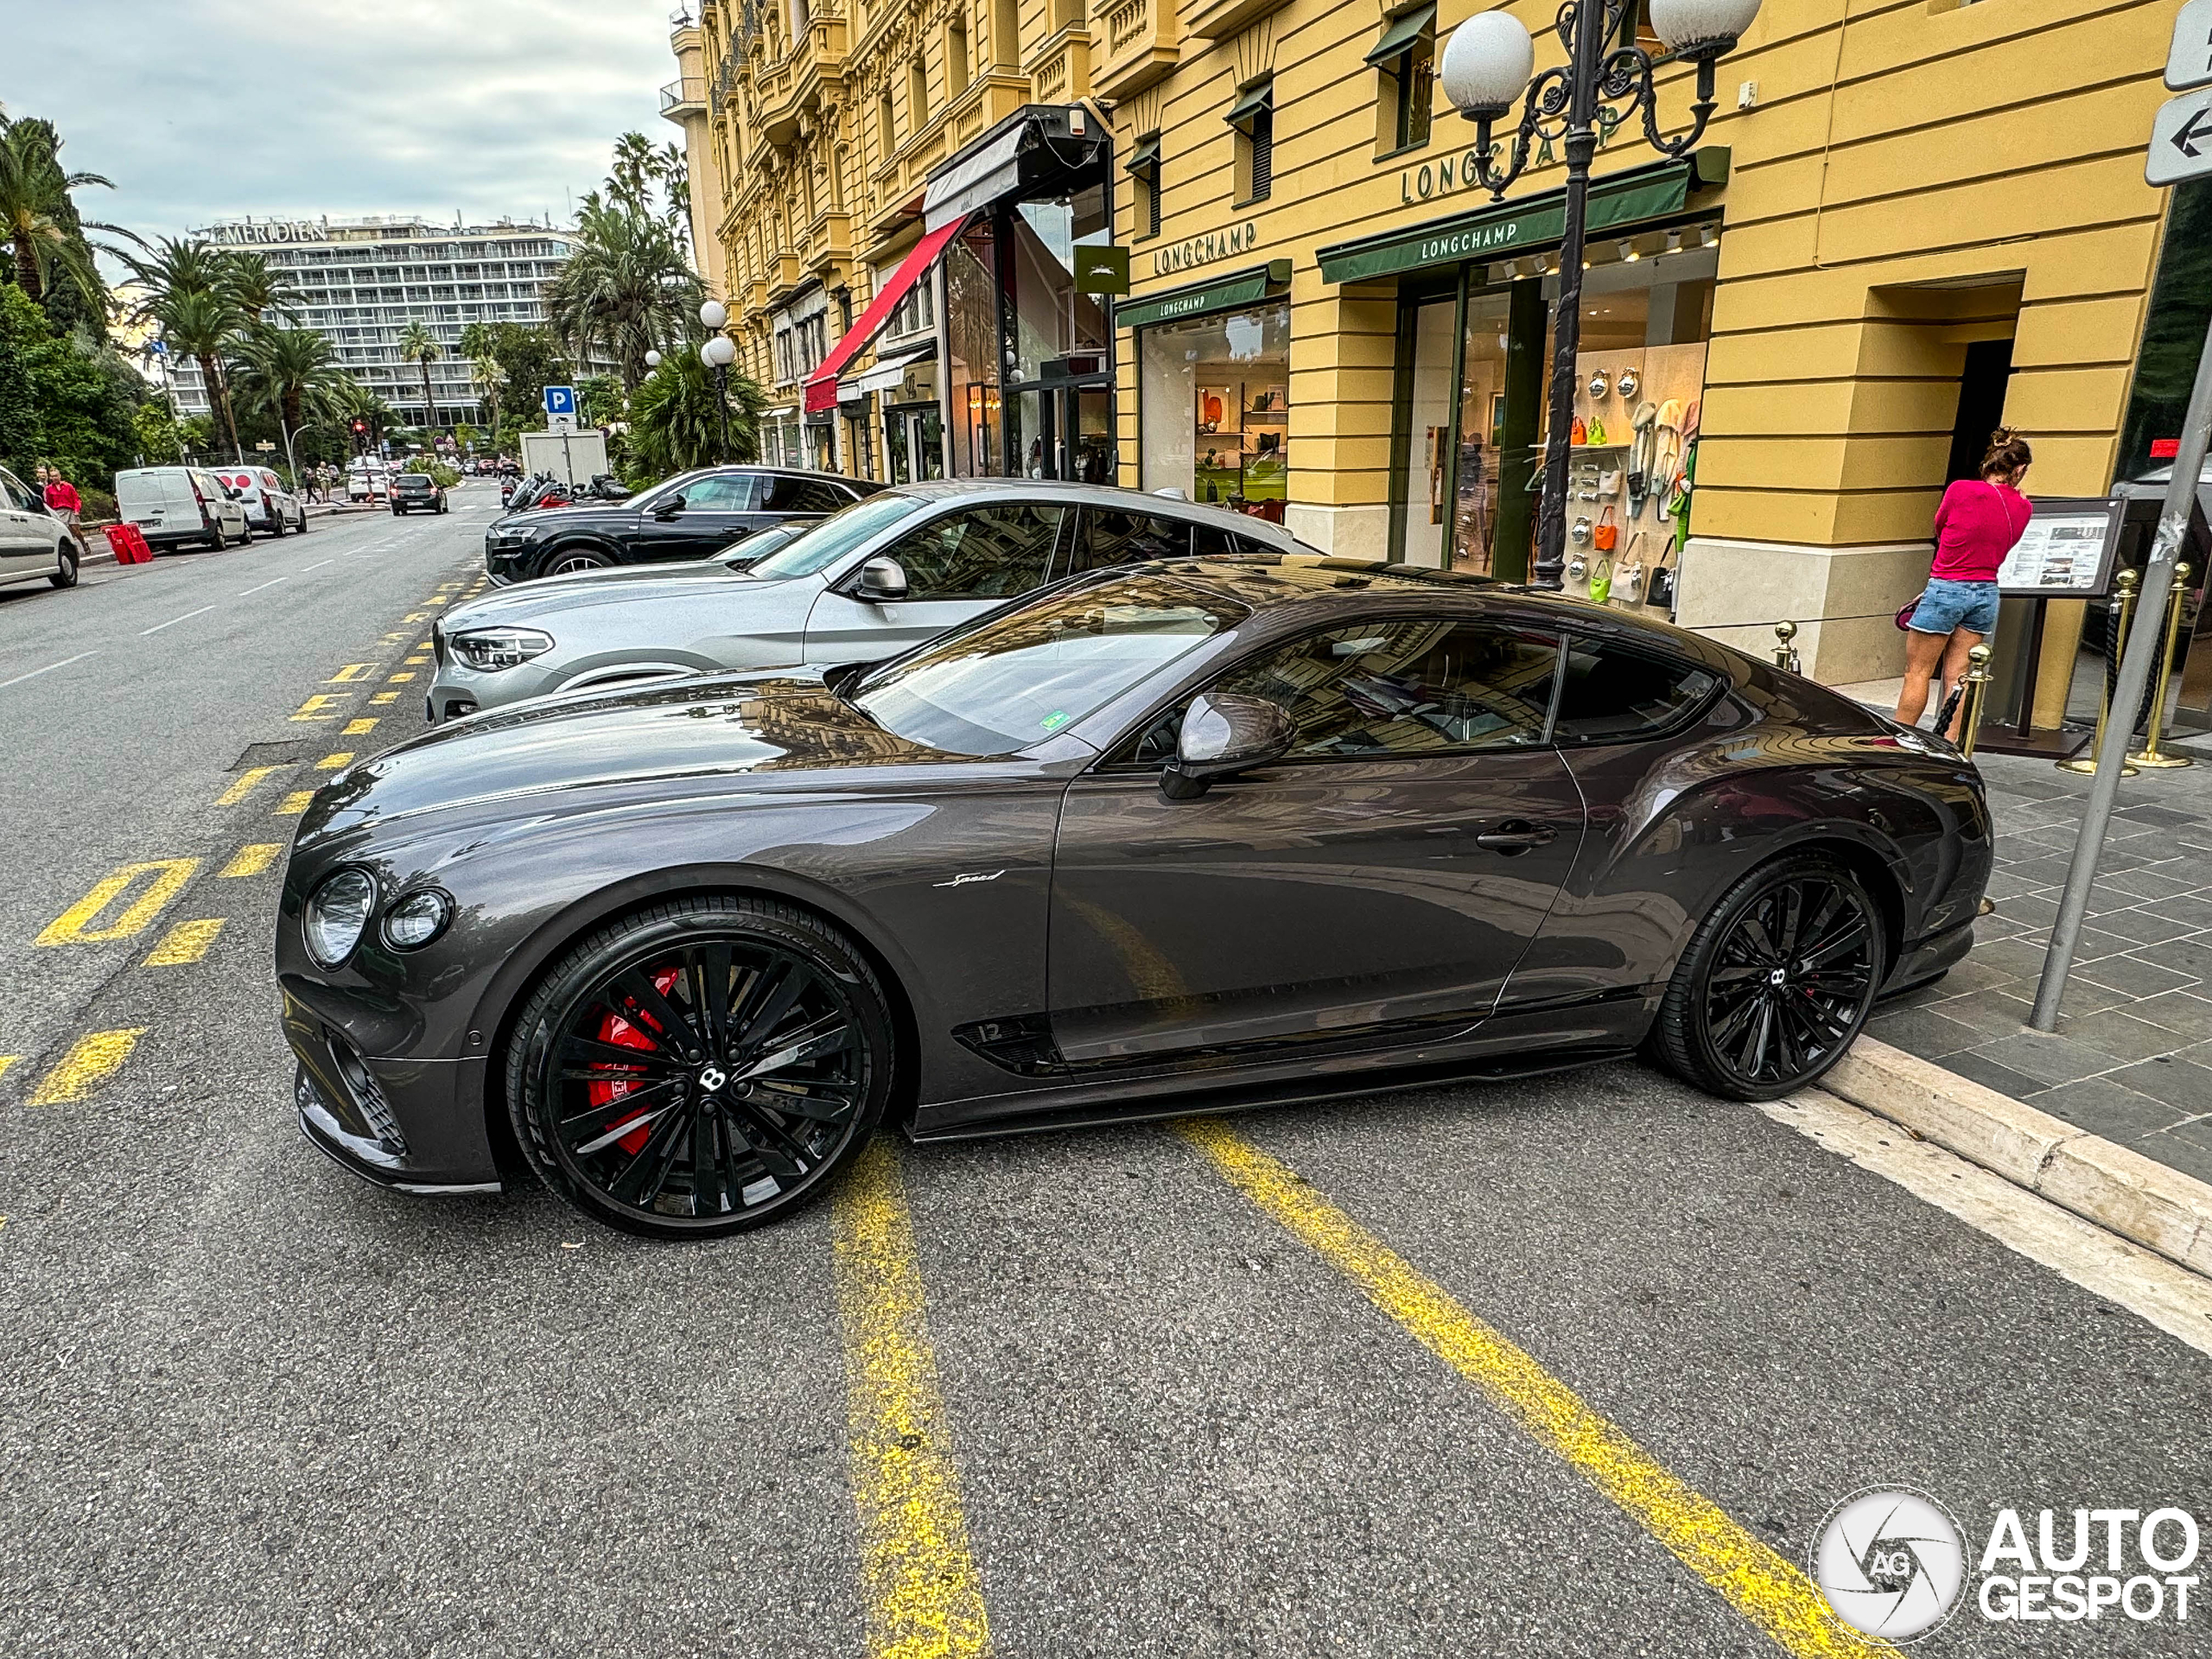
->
[[208, 221, 325, 245]]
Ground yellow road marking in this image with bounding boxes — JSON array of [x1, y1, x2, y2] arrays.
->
[[276, 791, 315, 817], [28, 1029, 148, 1105], [0, 1055, 18, 1081], [370, 691, 399, 705], [832, 1138, 992, 1659], [290, 693, 348, 721], [143, 918, 226, 966], [219, 843, 281, 878], [215, 766, 283, 806], [1178, 1122, 1888, 1659], [405, 656, 431, 665], [403, 611, 429, 622], [315, 752, 353, 770], [325, 663, 377, 683], [386, 671, 416, 683], [36, 859, 201, 946], [342, 717, 380, 734]]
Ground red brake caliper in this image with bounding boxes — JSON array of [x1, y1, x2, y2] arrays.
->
[[587, 966, 683, 1154]]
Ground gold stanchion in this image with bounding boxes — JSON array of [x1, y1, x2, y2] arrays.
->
[[2126, 562, 2195, 767], [1958, 645, 1994, 757], [2058, 569, 2140, 776], [1773, 619, 1797, 672]]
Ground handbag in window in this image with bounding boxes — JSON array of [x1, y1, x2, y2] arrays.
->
[[1588, 557, 1614, 605], [1571, 514, 1593, 544], [1599, 469, 1623, 495], [1648, 566, 1676, 611], [1592, 505, 1618, 551]]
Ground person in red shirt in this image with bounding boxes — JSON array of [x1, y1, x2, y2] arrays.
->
[[38, 462, 83, 521], [1895, 429, 2032, 738]]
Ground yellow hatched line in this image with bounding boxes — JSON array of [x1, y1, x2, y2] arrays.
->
[[219, 843, 281, 878], [35, 858, 200, 945], [215, 766, 283, 806], [0, 1055, 18, 1081], [276, 791, 315, 817], [831, 1138, 992, 1659], [143, 918, 225, 966], [1177, 1121, 1890, 1659], [342, 717, 380, 735], [28, 1028, 148, 1105], [316, 751, 353, 770]]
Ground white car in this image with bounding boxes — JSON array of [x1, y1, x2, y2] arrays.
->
[[114, 466, 252, 551], [214, 466, 307, 536], [0, 465, 79, 593]]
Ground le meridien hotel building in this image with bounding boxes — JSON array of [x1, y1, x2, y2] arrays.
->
[[167, 215, 585, 427]]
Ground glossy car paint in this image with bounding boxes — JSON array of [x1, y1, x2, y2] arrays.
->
[[277, 561, 1990, 1191]]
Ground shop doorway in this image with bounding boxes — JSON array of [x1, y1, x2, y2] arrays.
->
[[882, 401, 944, 485], [1946, 338, 2016, 483]]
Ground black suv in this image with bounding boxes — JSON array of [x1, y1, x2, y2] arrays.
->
[[482, 463, 881, 583], [391, 474, 448, 515]]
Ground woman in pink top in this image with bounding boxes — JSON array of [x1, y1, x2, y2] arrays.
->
[[1896, 429, 2032, 738]]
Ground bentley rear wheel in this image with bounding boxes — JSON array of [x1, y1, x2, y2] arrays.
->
[[509, 897, 893, 1238], [1651, 853, 1884, 1102]]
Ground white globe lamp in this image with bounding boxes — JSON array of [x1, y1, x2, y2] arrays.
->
[[645, 349, 662, 368], [1645, 0, 1762, 57], [699, 298, 728, 331], [702, 335, 736, 369], [1440, 13, 1535, 121]]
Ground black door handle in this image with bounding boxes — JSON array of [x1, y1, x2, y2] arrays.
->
[[1473, 820, 1554, 854]]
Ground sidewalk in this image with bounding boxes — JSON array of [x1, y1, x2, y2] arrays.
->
[[1854, 724, 2212, 1185]]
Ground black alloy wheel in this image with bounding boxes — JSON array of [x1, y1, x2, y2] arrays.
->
[[544, 548, 611, 576], [510, 896, 893, 1237], [1651, 853, 1883, 1101]]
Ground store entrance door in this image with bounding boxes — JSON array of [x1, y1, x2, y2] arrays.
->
[[1035, 361, 1116, 484], [883, 401, 944, 485]]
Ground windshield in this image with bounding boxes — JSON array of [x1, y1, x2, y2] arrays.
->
[[747, 492, 928, 581], [853, 574, 1249, 756], [715, 522, 801, 566]]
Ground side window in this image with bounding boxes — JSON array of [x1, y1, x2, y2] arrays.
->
[[762, 474, 848, 512], [0, 471, 35, 511], [1213, 618, 1560, 759], [1188, 520, 1250, 558], [1066, 507, 1188, 576], [682, 474, 757, 511], [878, 503, 1068, 601], [1551, 638, 1720, 744]]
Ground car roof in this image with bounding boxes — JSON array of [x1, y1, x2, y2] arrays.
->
[[880, 477, 1308, 550]]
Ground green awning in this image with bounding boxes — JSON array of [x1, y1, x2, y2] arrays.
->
[[1116, 265, 1281, 331], [1316, 159, 1700, 285], [1364, 3, 1436, 66], [1225, 79, 1272, 129], [1125, 134, 1160, 175]]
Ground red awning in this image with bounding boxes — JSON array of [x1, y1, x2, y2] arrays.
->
[[804, 214, 970, 413]]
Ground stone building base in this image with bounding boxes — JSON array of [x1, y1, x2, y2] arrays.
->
[[1675, 536, 1933, 685], [1284, 502, 1391, 562]]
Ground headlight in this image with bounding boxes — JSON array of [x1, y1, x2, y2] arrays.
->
[[382, 888, 453, 950], [304, 868, 377, 969], [448, 627, 555, 671]]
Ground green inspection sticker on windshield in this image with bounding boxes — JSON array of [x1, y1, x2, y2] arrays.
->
[[1039, 710, 1071, 732]]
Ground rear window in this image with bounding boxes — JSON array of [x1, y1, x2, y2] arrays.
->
[[1551, 638, 1721, 744]]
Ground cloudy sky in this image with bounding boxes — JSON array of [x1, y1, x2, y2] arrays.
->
[[0, 0, 681, 256]]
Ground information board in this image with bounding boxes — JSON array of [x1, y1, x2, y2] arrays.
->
[[1995, 496, 2126, 598]]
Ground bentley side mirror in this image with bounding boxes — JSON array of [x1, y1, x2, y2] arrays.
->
[[854, 555, 910, 602], [653, 493, 686, 519], [1160, 691, 1294, 801]]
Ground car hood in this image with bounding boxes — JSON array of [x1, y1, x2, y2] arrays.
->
[[299, 671, 947, 842], [491, 503, 639, 536], [442, 563, 771, 626]]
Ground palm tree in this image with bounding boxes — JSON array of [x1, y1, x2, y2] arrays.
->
[[220, 250, 300, 327], [117, 235, 252, 460], [657, 141, 692, 247], [627, 348, 763, 477], [609, 130, 657, 213], [0, 113, 115, 312], [544, 196, 702, 390], [232, 327, 348, 442], [396, 321, 442, 432], [457, 321, 505, 434]]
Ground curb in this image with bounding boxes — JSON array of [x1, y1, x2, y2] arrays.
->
[[1824, 1036, 2212, 1281], [76, 505, 372, 569]]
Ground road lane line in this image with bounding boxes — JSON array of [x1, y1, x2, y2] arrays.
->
[[276, 791, 315, 816], [369, 691, 399, 705], [0, 651, 94, 690], [341, 718, 379, 735], [831, 1138, 992, 1659], [216, 766, 284, 806], [325, 663, 377, 682], [219, 844, 282, 877], [298, 558, 333, 571], [0, 1056, 18, 1081], [315, 752, 353, 769], [28, 1029, 149, 1105], [36, 860, 202, 946], [386, 671, 416, 682], [1178, 1121, 1887, 1659], [143, 918, 226, 966], [140, 605, 214, 636], [238, 577, 288, 596], [290, 694, 349, 721]]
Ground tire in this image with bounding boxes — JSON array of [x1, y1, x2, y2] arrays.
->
[[507, 895, 894, 1238], [49, 545, 78, 589], [1648, 852, 1885, 1102], [265, 513, 284, 538], [543, 548, 611, 577], [391, 505, 404, 516]]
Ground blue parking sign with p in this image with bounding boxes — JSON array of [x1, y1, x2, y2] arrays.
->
[[543, 385, 577, 417]]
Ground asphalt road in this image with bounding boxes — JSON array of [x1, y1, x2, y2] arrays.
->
[[3, 490, 2209, 1656]]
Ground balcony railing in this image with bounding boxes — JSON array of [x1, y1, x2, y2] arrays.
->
[[660, 76, 708, 113]]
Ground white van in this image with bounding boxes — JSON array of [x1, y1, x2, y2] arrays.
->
[[114, 467, 251, 551], [214, 466, 307, 536]]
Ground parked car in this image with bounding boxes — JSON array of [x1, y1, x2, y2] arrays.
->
[[114, 466, 251, 551], [0, 465, 79, 592], [280, 552, 1990, 1238], [215, 467, 308, 536], [431, 480, 1298, 723], [481, 465, 881, 585], [391, 474, 448, 515]]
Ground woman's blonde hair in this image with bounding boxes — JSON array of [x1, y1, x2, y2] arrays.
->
[[1981, 427, 2032, 480]]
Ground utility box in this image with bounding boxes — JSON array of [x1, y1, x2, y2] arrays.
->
[[520, 429, 609, 486]]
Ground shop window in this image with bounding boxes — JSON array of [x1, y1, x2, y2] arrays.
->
[[1229, 79, 1274, 206], [1370, 6, 1436, 157], [1550, 639, 1719, 744], [1216, 620, 1563, 758], [947, 16, 970, 99], [1138, 302, 1291, 518], [1128, 134, 1162, 240], [877, 503, 1069, 600]]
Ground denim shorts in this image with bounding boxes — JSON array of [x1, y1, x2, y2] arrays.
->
[[1908, 578, 2000, 636]]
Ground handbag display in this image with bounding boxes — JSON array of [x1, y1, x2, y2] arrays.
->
[[1599, 468, 1623, 495], [1567, 555, 1589, 582], [1588, 557, 1613, 605], [1571, 416, 1587, 445], [1587, 369, 1611, 398], [1586, 416, 1608, 446], [1592, 505, 1618, 551], [1648, 566, 1676, 610], [1570, 514, 1593, 544]]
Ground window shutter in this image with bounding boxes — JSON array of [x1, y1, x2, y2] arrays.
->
[[1250, 103, 1274, 201]]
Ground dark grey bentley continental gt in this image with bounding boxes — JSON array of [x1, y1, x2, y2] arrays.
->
[[277, 556, 1990, 1237]]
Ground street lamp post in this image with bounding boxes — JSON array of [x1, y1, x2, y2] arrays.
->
[[698, 298, 734, 464], [1440, 0, 1759, 589]]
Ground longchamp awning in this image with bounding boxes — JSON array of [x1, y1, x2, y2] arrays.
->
[[802, 215, 969, 413], [839, 339, 936, 402]]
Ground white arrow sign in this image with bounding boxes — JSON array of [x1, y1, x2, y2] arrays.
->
[[2170, 0, 2212, 90], [2148, 86, 2212, 185]]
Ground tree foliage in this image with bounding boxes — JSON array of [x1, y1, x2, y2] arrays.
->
[[544, 194, 702, 390], [0, 284, 147, 489], [626, 348, 764, 480], [0, 111, 115, 321]]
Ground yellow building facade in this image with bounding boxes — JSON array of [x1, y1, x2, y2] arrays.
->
[[673, 0, 2204, 688]]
